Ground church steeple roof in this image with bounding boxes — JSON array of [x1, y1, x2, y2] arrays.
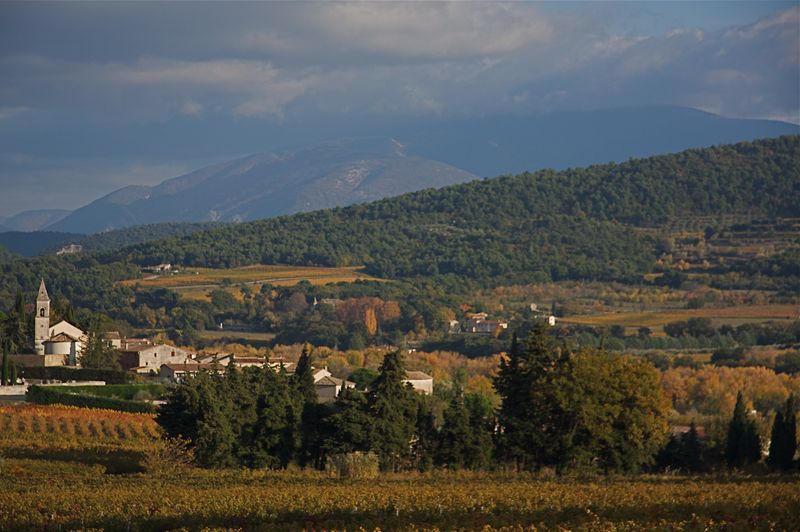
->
[[37, 279, 50, 302]]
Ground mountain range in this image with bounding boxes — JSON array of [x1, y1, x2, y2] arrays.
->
[[5, 106, 798, 235]]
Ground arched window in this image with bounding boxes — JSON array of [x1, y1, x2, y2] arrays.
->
[[40, 307, 45, 317]]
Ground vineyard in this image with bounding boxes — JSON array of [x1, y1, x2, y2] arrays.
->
[[1, 465, 798, 530], [0, 404, 797, 530], [0, 404, 160, 472], [560, 304, 799, 331]]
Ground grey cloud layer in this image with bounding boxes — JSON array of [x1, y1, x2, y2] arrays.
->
[[1, 2, 797, 123]]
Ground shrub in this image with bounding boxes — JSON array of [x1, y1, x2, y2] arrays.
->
[[326, 451, 379, 479], [18, 366, 136, 384]]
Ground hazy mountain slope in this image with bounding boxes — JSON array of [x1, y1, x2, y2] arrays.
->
[[46, 106, 799, 234], [1, 209, 71, 231], [48, 141, 475, 233], [400, 106, 800, 177]]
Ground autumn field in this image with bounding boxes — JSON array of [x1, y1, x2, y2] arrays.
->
[[120, 264, 378, 289], [1, 404, 799, 530], [117, 264, 381, 302], [560, 304, 799, 333]]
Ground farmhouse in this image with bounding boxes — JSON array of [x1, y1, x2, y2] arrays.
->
[[120, 343, 194, 374], [315, 375, 356, 403], [403, 371, 433, 395], [159, 362, 216, 382], [463, 315, 508, 334]]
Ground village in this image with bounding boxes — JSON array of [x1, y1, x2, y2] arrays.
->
[[4, 280, 433, 403]]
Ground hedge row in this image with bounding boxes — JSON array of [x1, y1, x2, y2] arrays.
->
[[25, 385, 156, 414], [18, 366, 136, 384]]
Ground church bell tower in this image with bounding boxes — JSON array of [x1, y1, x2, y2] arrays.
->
[[34, 279, 50, 356]]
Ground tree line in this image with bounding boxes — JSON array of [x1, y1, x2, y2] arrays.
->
[[158, 323, 799, 473], [157, 324, 669, 473]]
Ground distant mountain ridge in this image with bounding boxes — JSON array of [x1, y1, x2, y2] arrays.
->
[[48, 140, 476, 234], [0, 209, 70, 232], [44, 106, 800, 234]]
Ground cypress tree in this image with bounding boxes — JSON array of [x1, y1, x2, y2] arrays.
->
[[768, 394, 797, 471], [494, 323, 561, 470], [368, 350, 416, 471], [683, 421, 703, 472], [9, 363, 17, 386], [436, 386, 471, 470], [193, 372, 235, 468], [324, 387, 371, 455], [251, 366, 299, 469], [726, 391, 761, 468], [291, 345, 320, 467], [9, 291, 28, 353], [412, 395, 437, 472], [292, 344, 317, 405], [785, 395, 798, 469], [464, 392, 494, 470], [1, 343, 9, 386]]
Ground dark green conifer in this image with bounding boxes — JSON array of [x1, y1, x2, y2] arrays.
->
[[726, 391, 761, 468], [464, 392, 494, 470], [368, 350, 416, 471], [436, 386, 470, 470], [768, 394, 797, 471], [412, 395, 437, 472], [1, 342, 8, 386], [324, 387, 371, 455], [251, 366, 298, 469], [494, 324, 561, 470]]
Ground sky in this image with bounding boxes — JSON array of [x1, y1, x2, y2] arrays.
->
[[0, 1, 798, 216]]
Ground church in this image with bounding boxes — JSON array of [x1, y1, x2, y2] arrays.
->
[[32, 279, 86, 366]]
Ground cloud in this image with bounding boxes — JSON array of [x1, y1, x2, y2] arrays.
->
[[0, 106, 28, 121], [239, 2, 554, 61], [180, 100, 204, 116], [0, 3, 796, 125]]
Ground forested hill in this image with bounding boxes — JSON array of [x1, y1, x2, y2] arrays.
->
[[0, 222, 222, 257], [101, 136, 798, 285]]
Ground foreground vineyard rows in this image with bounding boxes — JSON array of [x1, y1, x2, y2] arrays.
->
[[1, 462, 798, 530], [1, 406, 798, 530]]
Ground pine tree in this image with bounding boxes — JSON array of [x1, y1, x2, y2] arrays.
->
[[368, 350, 416, 471]]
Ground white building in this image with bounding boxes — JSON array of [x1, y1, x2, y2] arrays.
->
[[34, 280, 86, 366], [120, 343, 194, 374], [403, 371, 434, 395]]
